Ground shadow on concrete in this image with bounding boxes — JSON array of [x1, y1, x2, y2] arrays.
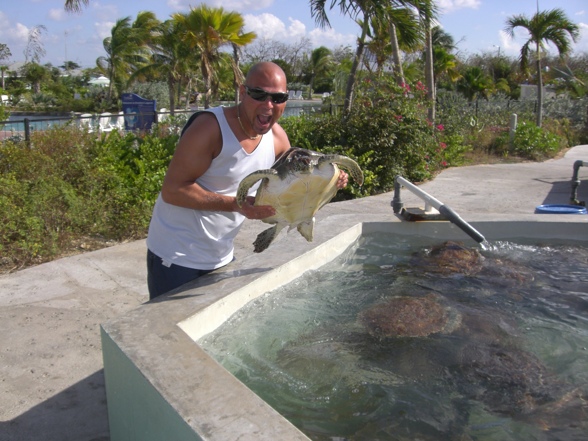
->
[[2, 370, 110, 441], [156, 265, 273, 301], [538, 178, 588, 207]]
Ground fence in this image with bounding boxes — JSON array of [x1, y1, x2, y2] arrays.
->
[[0, 103, 324, 143], [2, 98, 587, 143], [0, 110, 192, 143]]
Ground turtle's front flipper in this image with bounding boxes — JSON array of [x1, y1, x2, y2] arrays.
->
[[319, 155, 364, 186], [253, 223, 286, 253], [297, 217, 315, 242], [236, 169, 278, 207]]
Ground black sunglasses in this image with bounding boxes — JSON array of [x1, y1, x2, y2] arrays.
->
[[245, 86, 289, 104]]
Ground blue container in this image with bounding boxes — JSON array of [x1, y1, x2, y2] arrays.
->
[[535, 204, 587, 214]]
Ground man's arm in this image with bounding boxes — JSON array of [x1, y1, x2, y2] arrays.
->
[[160, 113, 274, 219]]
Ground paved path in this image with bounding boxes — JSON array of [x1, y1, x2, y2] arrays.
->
[[1, 145, 587, 441]]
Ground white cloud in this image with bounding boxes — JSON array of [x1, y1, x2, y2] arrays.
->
[[216, 0, 273, 12], [244, 13, 288, 40], [309, 27, 356, 49], [437, 0, 481, 14], [573, 22, 588, 53], [95, 21, 115, 41], [167, 0, 273, 13], [0, 12, 30, 60], [244, 13, 354, 49], [286, 18, 307, 40], [48, 8, 68, 22], [498, 29, 521, 56]]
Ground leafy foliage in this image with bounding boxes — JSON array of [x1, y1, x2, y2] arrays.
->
[[0, 78, 581, 272], [282, 76, 469, 198], [0, 125, 176, 270]]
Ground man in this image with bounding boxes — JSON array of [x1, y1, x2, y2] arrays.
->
[[146, 62, 347, 299]]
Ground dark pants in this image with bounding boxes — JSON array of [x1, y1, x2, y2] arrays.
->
[[147, 249, 213, 300]]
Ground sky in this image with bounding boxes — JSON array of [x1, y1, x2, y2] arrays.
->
[[0, 0, 586, 69]]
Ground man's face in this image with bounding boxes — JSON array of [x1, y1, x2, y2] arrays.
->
[[240, 83, 288, 135]]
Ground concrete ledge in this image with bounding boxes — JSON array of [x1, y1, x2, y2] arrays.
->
[[101, 214, 588, 440]]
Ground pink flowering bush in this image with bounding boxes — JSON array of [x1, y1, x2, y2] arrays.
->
[[282, 76, 470, 198]]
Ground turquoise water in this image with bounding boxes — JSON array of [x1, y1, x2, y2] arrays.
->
[[3, 114, 71, 132], [200, 235, 588, 441]]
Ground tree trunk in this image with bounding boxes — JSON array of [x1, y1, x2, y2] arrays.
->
[[344, 19, 369, 114], [169, 79, 176, 116], [536, 58, 543, 128], [424, 17, 435, 123], [199, 57, 213, 109], [389, 23, 405, 86], [232, 43, 243, 105]]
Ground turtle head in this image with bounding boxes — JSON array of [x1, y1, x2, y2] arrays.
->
[[275, 147, 317, 176]]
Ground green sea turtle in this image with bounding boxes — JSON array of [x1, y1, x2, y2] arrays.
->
[[236, 147, 364, 253], [359, 293, 462, 338]]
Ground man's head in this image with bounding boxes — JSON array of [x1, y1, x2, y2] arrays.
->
[[239, 62, 288, 136]]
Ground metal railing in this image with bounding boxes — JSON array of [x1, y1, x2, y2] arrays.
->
[[392, 175, 486, 244], [0, 103, 324, 142]]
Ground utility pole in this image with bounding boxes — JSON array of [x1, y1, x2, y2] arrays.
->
[[64, 31, 68, 64]]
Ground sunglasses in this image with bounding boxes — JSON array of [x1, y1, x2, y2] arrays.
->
[[245, 86, 289, 104]]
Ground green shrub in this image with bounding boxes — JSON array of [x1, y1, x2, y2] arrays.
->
[[494, 121, 563, 160], [0, 125, 177, 270], [282, 76, 463, 198]]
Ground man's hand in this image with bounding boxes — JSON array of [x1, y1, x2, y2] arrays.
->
[[236, 196, 276, 220], [337, 171, 349, 189]]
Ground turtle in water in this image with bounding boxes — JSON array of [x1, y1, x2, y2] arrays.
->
[[359, 293, 462, 338], [236, 147, 364, 252], [408, 240, 534, 285]]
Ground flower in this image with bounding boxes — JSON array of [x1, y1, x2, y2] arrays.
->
[[436, 124, 444, 131], [440, 142, 447, 149]]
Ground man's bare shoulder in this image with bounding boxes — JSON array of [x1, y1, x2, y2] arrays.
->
[[272, 122, 292, 156]]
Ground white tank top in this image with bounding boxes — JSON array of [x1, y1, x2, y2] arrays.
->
[[146, 106, 276, 269]]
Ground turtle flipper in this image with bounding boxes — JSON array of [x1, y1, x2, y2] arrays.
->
[[236, 169, 278, 207], [319, 155, 364, 186], [297, 217, 315, 242], [253, 223, 286, 253]]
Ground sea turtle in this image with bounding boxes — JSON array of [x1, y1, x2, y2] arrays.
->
[[408, 240, 534, 285], [359, 293, 462, 338], [236, 147, 364, 253]]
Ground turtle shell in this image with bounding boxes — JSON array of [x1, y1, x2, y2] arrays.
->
[[236, 147, 363, 252]]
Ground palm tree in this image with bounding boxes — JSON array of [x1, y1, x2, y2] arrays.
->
[[431, 26, 455, 52], [310, 0, 385, 113], [173, 5, 256, 109], [131, 18, 195, 115], [417, 0, 438, 123], [365, 6, 420, 78], [504, 8, 579, 127], [0, 43, 11, 90], [96, 12, 159, 100], [64, 0, 89, 13], [456, 66, 494, 102], [20, 62, 50, 94], [432, 46, 460, 90], [308, 46, 332, 98], [310, 1, 427, 113], [24, 25, 47, 64]]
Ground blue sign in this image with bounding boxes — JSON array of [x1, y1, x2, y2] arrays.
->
[[121, 93, 156, 130]]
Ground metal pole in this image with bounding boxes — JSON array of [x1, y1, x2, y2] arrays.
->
[[24, 118, 30, 147], [509, 113, 518, 145], [394, 176, 486, 243]]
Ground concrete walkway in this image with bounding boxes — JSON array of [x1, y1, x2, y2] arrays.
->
[[1, 145, 588, 441]]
